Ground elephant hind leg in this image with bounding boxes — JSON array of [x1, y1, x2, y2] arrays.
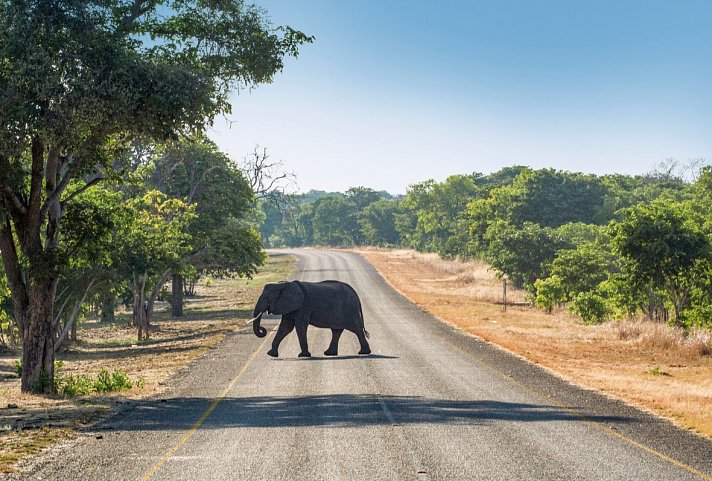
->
[[355, 329, 371, 355], [324, 329, 343, 356]]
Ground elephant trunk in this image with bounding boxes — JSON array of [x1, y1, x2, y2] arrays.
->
[[252, 298, 268, 338], [252, 313, 267, 337]]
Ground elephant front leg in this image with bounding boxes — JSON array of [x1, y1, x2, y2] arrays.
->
[[268, 316, 294, 358], [295, 321, 311, 357], [324, 329, 343, 356]]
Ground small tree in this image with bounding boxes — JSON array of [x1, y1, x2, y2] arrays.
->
[[569, 292, 610, 324], [534, 276, 565, 314], [610, 201, 710, 325], [116, 192, 195, 340]]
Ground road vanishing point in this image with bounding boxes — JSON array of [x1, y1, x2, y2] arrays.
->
[[11, 249, 712, 481]]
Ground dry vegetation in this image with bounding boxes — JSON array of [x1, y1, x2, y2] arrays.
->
[[0, 254, 294, 473], [355, 248, 712, 440]]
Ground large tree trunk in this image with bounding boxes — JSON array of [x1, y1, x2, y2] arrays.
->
[[171, 273, 184, 317], [1, 218, 59, 394], [21, 283, 57, 393]]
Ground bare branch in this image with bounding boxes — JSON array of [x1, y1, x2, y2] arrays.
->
[[238, 145, 298, 203]]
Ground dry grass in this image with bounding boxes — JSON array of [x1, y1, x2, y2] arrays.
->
[[0, 254, 294, 473], [355, 248, 712, 440], [612, 320, 712, 358], [368, 248, 528, 304]]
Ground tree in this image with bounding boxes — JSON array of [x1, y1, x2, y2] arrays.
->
[[311, 196, 358, 246], [146, 137, 263, 316], [400, 175, 480, 257], [484, 221, 563, 290], [533, 276, 565, 314], [115, 192, 195, 340], [0, 0, 311, 393], [52, 186, 125, 348], [610, 201, 711, 325], [549, 242, 614, 300]]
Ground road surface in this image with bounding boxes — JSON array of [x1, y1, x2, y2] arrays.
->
[[12, 249, 712, 480]]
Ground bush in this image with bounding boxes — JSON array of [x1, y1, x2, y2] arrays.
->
[[569, 291, 610, 324], [94, 369, 133, 392], [534, 276, 565, 313], [55, 368, 136, 397], [679, 304, 712, 329], [57, 374, 95, 397]]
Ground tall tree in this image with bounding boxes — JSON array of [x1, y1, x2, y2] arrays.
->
[[146, 137, 262, 316], [0, 0, 311, 393]]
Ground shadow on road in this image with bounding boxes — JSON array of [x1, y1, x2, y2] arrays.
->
[[117, 394, 632, 432], [271, 354, 399, 361]]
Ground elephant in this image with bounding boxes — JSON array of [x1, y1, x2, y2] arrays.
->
[[249, 280, 371, 358]]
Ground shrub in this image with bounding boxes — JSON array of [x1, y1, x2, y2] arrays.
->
[[55, 369, 135, 397], [569, 291, 610, 324], [534, 276, 565, 313], [94, 369, 133, 393]]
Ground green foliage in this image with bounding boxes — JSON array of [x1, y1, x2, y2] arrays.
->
[[255, 165, 712, 331], [56, 369, 136, 397], [484, 221, 563, 290], [610, 200, 710, 324], [549, 242, 613, 300], [0, 0, 311, 393], [311, 196, 359, 246], [359, 199, 402, 246], [534, 276, 565, 313], [569, 292, 610, 324], [399, 175, 481, 257]]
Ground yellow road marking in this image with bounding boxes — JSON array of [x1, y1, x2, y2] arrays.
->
[[139, 330, 274, 481], [454, 340, 712, 481]]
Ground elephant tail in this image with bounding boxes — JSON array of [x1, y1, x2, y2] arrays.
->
[[358, 297, 369, 339]]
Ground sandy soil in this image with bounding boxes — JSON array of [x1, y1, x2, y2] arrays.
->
[[355, 248, 712, 440]]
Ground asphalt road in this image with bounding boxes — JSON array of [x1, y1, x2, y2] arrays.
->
[[12, 249, 712, 481]]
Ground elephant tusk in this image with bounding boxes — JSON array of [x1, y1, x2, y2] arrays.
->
[[246, 312, 266, 324]]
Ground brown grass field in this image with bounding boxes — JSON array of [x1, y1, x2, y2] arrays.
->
[[355, 248, 712, 440], [0, 254, 294, 473]]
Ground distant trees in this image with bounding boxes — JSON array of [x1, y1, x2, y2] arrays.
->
[[260, 164, 712, 328]]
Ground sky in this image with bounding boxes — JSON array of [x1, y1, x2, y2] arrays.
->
[[208, 0, 712, 195]]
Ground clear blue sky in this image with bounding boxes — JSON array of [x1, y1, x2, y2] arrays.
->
[[208, 0, 712, 195]]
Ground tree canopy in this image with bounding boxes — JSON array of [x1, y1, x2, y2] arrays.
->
[[0, 0, 311, 393]]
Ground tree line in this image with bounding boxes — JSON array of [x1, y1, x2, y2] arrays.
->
[[259, 163, 712, 329]]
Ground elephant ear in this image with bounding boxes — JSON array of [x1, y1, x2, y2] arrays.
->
[[272, 282, 305, 315]]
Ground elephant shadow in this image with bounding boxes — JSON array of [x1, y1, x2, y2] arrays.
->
[[271, 354, 399, 362]]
